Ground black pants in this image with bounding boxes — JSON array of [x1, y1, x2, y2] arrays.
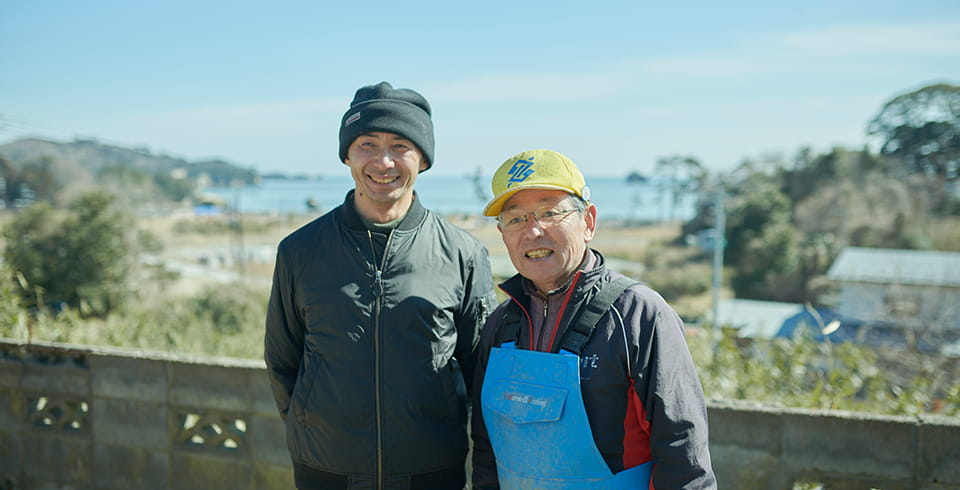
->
[[293, 462, 466, 490]]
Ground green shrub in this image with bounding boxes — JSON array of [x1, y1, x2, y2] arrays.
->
[[687, 326, 959, 416], [2, 192, 139, 316], [0, 263, 28, 339], [1, 282, 269, 359]]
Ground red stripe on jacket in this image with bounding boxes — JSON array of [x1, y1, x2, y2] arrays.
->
[[624, 381, 652, 470]]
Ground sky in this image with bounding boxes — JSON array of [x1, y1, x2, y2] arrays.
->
[[1, 0, 959, 178]]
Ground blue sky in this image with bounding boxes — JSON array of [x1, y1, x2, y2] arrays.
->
[[2, 0, 958, 177]]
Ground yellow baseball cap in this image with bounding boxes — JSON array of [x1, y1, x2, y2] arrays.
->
[[483, 149, 591, 217]]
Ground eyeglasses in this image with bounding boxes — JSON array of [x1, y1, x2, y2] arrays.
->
[[497, 206, 581, 231]]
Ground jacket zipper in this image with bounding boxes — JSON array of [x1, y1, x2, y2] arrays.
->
[[534, 295, 548, 351], [503, 288, 535, 349], [545, 271, 582, 352], [368, 230, 388, 490]]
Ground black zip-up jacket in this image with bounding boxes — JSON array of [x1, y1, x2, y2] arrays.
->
[[471, 250, 716, 489], [265, 191, 497, 485]]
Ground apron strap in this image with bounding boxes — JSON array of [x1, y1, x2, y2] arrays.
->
[[496, 303, 523, 347], [559, 275, 637, 355]]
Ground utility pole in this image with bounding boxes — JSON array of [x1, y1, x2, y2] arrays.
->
[[230, 181, 246, 276], [711, 186, 725, 345]]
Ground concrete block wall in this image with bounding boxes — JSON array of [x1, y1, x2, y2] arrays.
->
[[708, 400, 960, 489], [0, 340, 292, 490], [2, 339, 959, 489]]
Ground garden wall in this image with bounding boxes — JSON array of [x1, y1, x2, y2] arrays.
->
[[1, 339, 958, 489]]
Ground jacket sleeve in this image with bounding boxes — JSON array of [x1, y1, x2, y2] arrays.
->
[[263, 244, 305, 421], [629, 287, 717, 489], [470, 304, 505, 490], [455, 243, 498, 396]]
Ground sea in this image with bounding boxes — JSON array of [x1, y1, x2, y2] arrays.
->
[[201, 175, 696, 223]]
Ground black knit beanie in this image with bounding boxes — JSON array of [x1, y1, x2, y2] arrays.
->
[[338, 81, 435, 171]]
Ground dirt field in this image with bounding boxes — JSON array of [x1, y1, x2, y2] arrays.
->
[[1, 207, 711, 318], [142, 211, 688, 298]]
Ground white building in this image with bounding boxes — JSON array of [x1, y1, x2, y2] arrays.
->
[[826, 247, 960, 333]]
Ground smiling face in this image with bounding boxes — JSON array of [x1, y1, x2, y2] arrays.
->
[[344, 131, 427, 223], [498, 189, 596, 292]]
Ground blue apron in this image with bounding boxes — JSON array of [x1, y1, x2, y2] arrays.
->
[[481, 343, 653, 489]]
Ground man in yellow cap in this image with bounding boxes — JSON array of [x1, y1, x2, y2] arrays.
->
[[471, 149, 716, 489]]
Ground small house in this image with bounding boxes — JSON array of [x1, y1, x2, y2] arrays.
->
[[826, 247, 960, 345]]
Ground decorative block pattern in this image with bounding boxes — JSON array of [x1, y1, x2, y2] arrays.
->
[[175, 411, 248, 452], [28, 395, 89, 433]]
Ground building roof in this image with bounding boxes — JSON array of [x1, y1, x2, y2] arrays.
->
[[714, 298, 956, 354], [714, 298, 805, 338], [827, 247, 960, 287]]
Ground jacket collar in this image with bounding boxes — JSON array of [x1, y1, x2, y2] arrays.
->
[[338, 189, 427, 232], [500, 248, 607, 305]]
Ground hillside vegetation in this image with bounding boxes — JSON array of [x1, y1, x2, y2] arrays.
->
[[0, 137, 258, 208]]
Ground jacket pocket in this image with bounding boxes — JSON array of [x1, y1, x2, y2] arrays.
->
[[436, 358, 467, 423], [292, 352, 317, 423]]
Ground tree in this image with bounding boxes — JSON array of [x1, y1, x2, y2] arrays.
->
[[0, 155, 63, 209], [724, 176, 801, 299], [779, 147, 888, 205], [2, 191, 140, 316], [20, 156, 63, 205], [654, 155, 706, 221], [867, 83, 960, 211], [1, 155, 24, 209]]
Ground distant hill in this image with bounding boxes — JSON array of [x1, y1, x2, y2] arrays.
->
[[0, 137, 259, 187]]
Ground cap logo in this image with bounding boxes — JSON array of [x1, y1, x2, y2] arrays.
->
[[506, 157, 535, 188], [345, 112, 361, 127]]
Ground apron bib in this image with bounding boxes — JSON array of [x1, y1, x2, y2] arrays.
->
[[481, 344, 652, 489]]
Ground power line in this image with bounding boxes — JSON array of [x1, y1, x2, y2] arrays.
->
[[0, 113, 88, 141]]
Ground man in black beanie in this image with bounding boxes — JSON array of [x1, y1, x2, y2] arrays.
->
[[338, 81, 435, 171], [265, 82, 498, 489]]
